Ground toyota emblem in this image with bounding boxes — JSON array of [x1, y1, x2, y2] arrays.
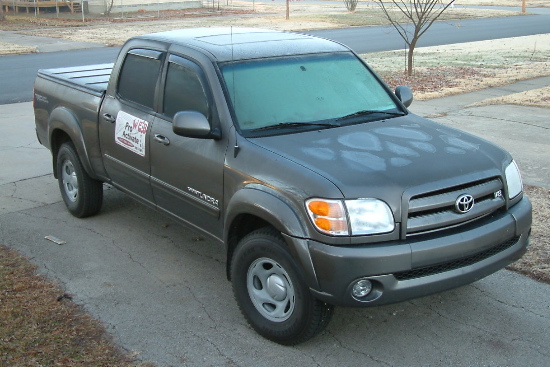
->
[[455, 194, 475, 214]]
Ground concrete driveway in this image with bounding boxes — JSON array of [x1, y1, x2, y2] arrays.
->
[[1, 79, 549, 366]]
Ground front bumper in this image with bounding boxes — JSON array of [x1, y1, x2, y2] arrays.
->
[[296, 196, 532, 307]]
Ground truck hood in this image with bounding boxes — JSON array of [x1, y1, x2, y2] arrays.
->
[[249, 114, 510, 202]]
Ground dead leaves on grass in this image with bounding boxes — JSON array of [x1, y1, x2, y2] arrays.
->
[[507, 186, 550, 284], [0, 245, 138, 367], [381, 66, 494, 95]]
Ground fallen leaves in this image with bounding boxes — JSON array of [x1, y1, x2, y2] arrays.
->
[[380, 66, 494, 95], [506, 186, 550, 284], [0, 245, 140, 367]]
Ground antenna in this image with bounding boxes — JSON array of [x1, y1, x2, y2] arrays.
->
[[231, 27, 240, 158], [231, 26, 236, 111]]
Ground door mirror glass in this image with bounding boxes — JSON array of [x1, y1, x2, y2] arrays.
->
[[395, 85, 414, 108]]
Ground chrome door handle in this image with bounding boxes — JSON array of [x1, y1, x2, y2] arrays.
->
[[154, 134, 170, 146], [103, 113, 116, 123]]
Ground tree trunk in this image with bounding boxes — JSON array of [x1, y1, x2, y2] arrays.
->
[[0, 5, 5, 21], [407, 38, 418, 76], [407, 47, 414, 76], [286, 0, 290, 20]]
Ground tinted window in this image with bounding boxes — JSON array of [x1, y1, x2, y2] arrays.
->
[[163, 56, 209, 119], [118, 49, 163, 109]]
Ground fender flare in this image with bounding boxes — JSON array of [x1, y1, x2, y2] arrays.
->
[[224, 186, 321, 290], [225, 186, 309, 240], [48, 107, 97, 180]]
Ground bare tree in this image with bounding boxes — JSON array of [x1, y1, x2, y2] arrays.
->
[[286, 0, 290, 20], [376, 0, 455, 76], [1, 4, 5, 21], [284, 0, 304, 20], [105, 0, 115, 17], [343, 0, 359, 12]]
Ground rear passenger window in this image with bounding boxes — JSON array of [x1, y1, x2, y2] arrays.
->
[[163, 55, 210, 119], [118, 49, 163, 109]]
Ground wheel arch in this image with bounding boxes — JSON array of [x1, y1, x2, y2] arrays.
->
[[48, 107, 97, 180], [224, 187, 319, 290]]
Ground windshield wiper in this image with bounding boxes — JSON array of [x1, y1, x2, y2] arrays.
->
[[337, 110, 405, 121], [250, 121, 340, 132]]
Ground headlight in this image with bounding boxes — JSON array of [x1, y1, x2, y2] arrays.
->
[[505, 160, 523, 199], [306, 198, 394, 236], [346, 199, 395, 235]]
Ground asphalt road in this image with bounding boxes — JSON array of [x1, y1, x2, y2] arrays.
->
[[308, 13, 550, 52], [0, 47, 121, 104], [1, 13, 549, 104]]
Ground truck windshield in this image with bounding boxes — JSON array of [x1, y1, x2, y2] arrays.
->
[[221, 53, 402, 135]]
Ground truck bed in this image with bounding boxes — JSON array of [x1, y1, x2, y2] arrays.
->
[[37, 63, 113, 96]]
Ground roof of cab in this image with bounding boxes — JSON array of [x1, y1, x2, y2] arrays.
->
[[135, 27, 350, 62]]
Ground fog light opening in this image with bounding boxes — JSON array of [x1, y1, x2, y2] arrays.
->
[[352, 279, 373, 299]]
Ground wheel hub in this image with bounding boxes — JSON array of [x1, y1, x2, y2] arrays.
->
[[246, 257, 295, 322], [266, 274, 287, 301], [61, 160, 79, 202]]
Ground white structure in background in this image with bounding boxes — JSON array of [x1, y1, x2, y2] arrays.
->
[[85, 0, 202, 14]]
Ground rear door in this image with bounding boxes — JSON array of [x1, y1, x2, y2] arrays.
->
[[150, 54, 227, 239], [99, 49, 164, 204]]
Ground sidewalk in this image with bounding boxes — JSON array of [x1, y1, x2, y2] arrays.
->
[[410, 76, 550, 189], [0, 30, 106, 53], [411, 76, 550, 117]]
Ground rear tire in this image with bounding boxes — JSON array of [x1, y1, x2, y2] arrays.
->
[[231, 227, 334, 345], [56, 142, 103, 218]]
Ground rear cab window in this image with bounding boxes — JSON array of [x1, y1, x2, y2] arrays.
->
[[117, 49, 164, 109]]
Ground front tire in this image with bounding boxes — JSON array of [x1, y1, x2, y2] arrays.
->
[[231, 227, 333, 345], [56, 142, 103, 218]]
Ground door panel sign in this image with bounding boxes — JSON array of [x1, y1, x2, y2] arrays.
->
[[115, 111, 149, 157]]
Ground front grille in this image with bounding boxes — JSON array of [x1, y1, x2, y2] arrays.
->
[[406, 178, 505, 235], [394, 237, 519, 281]]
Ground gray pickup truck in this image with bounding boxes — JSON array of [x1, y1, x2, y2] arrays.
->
[[34, 28, 532, 345]]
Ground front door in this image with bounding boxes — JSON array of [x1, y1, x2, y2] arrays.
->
[[150, 54, 226, 239]]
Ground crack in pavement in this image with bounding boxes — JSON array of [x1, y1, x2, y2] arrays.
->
[[297, 348, 323, 367], [412, 298, 509, 340], [458, 109, 550, 130], [471, 283, 548, 319], [179, 330, 240, 367], [185, 285, 216, 324], [413, 295, 548, 356], [0, 173, 53, 186], [324, 329, 394, 367], [161, 232, 225, 266]]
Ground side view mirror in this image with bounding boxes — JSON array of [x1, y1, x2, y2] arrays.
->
[[173, 111, 221, 140], [395, 85, 414, 108]]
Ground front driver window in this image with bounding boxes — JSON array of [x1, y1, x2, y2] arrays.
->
[[163, 55, 210, 119]]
